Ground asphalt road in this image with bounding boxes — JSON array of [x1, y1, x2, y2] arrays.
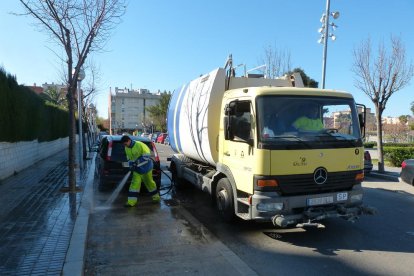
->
[[156, 144, 414, 276]]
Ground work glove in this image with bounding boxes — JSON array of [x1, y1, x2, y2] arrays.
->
[[128, 160, 136, 169]]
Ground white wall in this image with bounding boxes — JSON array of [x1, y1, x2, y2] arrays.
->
[[0, 137, 69, 180]]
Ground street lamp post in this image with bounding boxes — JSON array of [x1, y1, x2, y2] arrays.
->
[[76, 69, 85, 169], [318, 0, 339, 89]]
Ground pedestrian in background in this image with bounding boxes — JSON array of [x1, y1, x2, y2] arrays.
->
[[121, 135, 160, 207]]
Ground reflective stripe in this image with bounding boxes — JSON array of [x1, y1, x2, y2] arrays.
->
[[128, 191, 139, 198], [136, 160, 148, 167]]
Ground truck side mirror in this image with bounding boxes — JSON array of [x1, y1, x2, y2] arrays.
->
[[357, 103, 366, 138], [358, 113, 364, 129]]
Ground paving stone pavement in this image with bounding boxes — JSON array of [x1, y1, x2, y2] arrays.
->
[[0, 149, 91, 276]]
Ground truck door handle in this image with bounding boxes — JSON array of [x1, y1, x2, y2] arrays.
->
[[224, 151, 230, 156]]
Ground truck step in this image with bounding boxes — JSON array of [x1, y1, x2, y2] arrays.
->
[[236, 212, 251, 220], [237, 197, 250, 205]]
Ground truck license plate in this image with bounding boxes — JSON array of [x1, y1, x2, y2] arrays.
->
[[336, 192, 348, 201], [122, 162, 129, 168], [307, 196, 333, 206]]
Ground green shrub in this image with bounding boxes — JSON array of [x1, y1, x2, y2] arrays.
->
[[384, 143, 414, 148], [383, 147, 414, 167], [364, 142, 376, 148]]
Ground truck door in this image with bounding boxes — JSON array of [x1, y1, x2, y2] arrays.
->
[[223, 100, 255, 194]]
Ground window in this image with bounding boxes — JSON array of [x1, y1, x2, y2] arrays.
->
[[229, 101, 252, 141], [256, 95, 362, 150]]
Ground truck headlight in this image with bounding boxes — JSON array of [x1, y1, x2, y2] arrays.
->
[[351, 194, 363, 202], [257, 202, 284, 212]]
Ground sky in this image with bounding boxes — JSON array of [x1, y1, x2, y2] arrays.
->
[[0, 0, 413, 119]]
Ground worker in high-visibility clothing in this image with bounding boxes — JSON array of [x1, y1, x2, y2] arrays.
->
[[292, 104, 324, 131], [121, 135, 161, 207]]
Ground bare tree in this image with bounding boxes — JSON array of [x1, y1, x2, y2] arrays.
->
[[352, 36, 413, 172], [258, 44, 292, 78], [383, 123, 409, 143], [19, 0, 126, 191], [83, 60, 102, 106], [81, 61, 101, 160]]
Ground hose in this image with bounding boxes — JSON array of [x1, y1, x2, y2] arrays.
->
[[159, 168, 173, 196]]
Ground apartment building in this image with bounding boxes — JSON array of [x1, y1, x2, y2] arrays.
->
[[382, 116, 401, 125], [109, 87, 160, 134]]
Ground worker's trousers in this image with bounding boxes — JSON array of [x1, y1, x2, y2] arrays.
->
[[127, 170, 159, 206]]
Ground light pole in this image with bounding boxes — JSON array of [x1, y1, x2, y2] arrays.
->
[[318, 0, 339, 89], [76, 68, 85, 169]]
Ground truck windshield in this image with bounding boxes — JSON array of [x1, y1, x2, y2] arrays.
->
[[256, 95, 363, 149]]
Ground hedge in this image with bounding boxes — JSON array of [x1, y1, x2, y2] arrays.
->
[[0, 67, 70, 142], [364, 142, 376, 148], [383, 147, 414, 167], [364, 142, 414, 149]]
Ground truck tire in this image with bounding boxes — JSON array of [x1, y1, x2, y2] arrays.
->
[[215, 178, 235, 221]]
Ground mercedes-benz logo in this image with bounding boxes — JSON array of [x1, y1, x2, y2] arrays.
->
[[314, 167, 328, 185]]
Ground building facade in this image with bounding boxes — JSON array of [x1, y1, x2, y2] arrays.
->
[[109, 87, 161, 134]]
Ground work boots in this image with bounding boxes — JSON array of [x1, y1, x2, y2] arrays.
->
[[152, 193, 161, 203]]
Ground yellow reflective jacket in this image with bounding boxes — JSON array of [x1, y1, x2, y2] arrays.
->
[[293, 117, 323, 131], [125, 140, 151, 161]]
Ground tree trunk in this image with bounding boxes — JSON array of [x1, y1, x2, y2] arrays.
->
[[376, 106, 385, 172], [68, 85, 77, 191]]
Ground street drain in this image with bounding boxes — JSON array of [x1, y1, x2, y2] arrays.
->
[[264, 232, 282, 239]]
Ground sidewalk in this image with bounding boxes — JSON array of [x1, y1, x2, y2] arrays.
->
[[0, 149, 93, 275]]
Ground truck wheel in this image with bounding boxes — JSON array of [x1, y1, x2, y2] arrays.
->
[[215, 178, 235, 221]]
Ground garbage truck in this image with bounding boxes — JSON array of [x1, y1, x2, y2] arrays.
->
[[167, 56, 375, 228]]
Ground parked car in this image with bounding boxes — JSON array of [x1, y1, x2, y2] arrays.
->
[[156, 133, 168, 143], [164, 134, 170, 145], [95, 135, 161, 191], [97, 131, 108, 144], [400, 159, 414, 185], [151, 132, 160, 142], [364, 150, 373, 174]]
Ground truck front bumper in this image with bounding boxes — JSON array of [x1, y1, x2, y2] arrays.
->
[[250, 185, 376, 227]]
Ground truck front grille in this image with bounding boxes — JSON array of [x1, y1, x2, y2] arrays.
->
[[277, 171, 360, 196]]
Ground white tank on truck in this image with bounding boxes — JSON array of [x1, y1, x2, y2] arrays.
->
[[167, 56, 376, 228], [167, 67, 301, 166]]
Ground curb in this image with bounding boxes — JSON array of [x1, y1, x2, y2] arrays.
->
[[368, 171, 399, 182], [62, 153, 96, 275]]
